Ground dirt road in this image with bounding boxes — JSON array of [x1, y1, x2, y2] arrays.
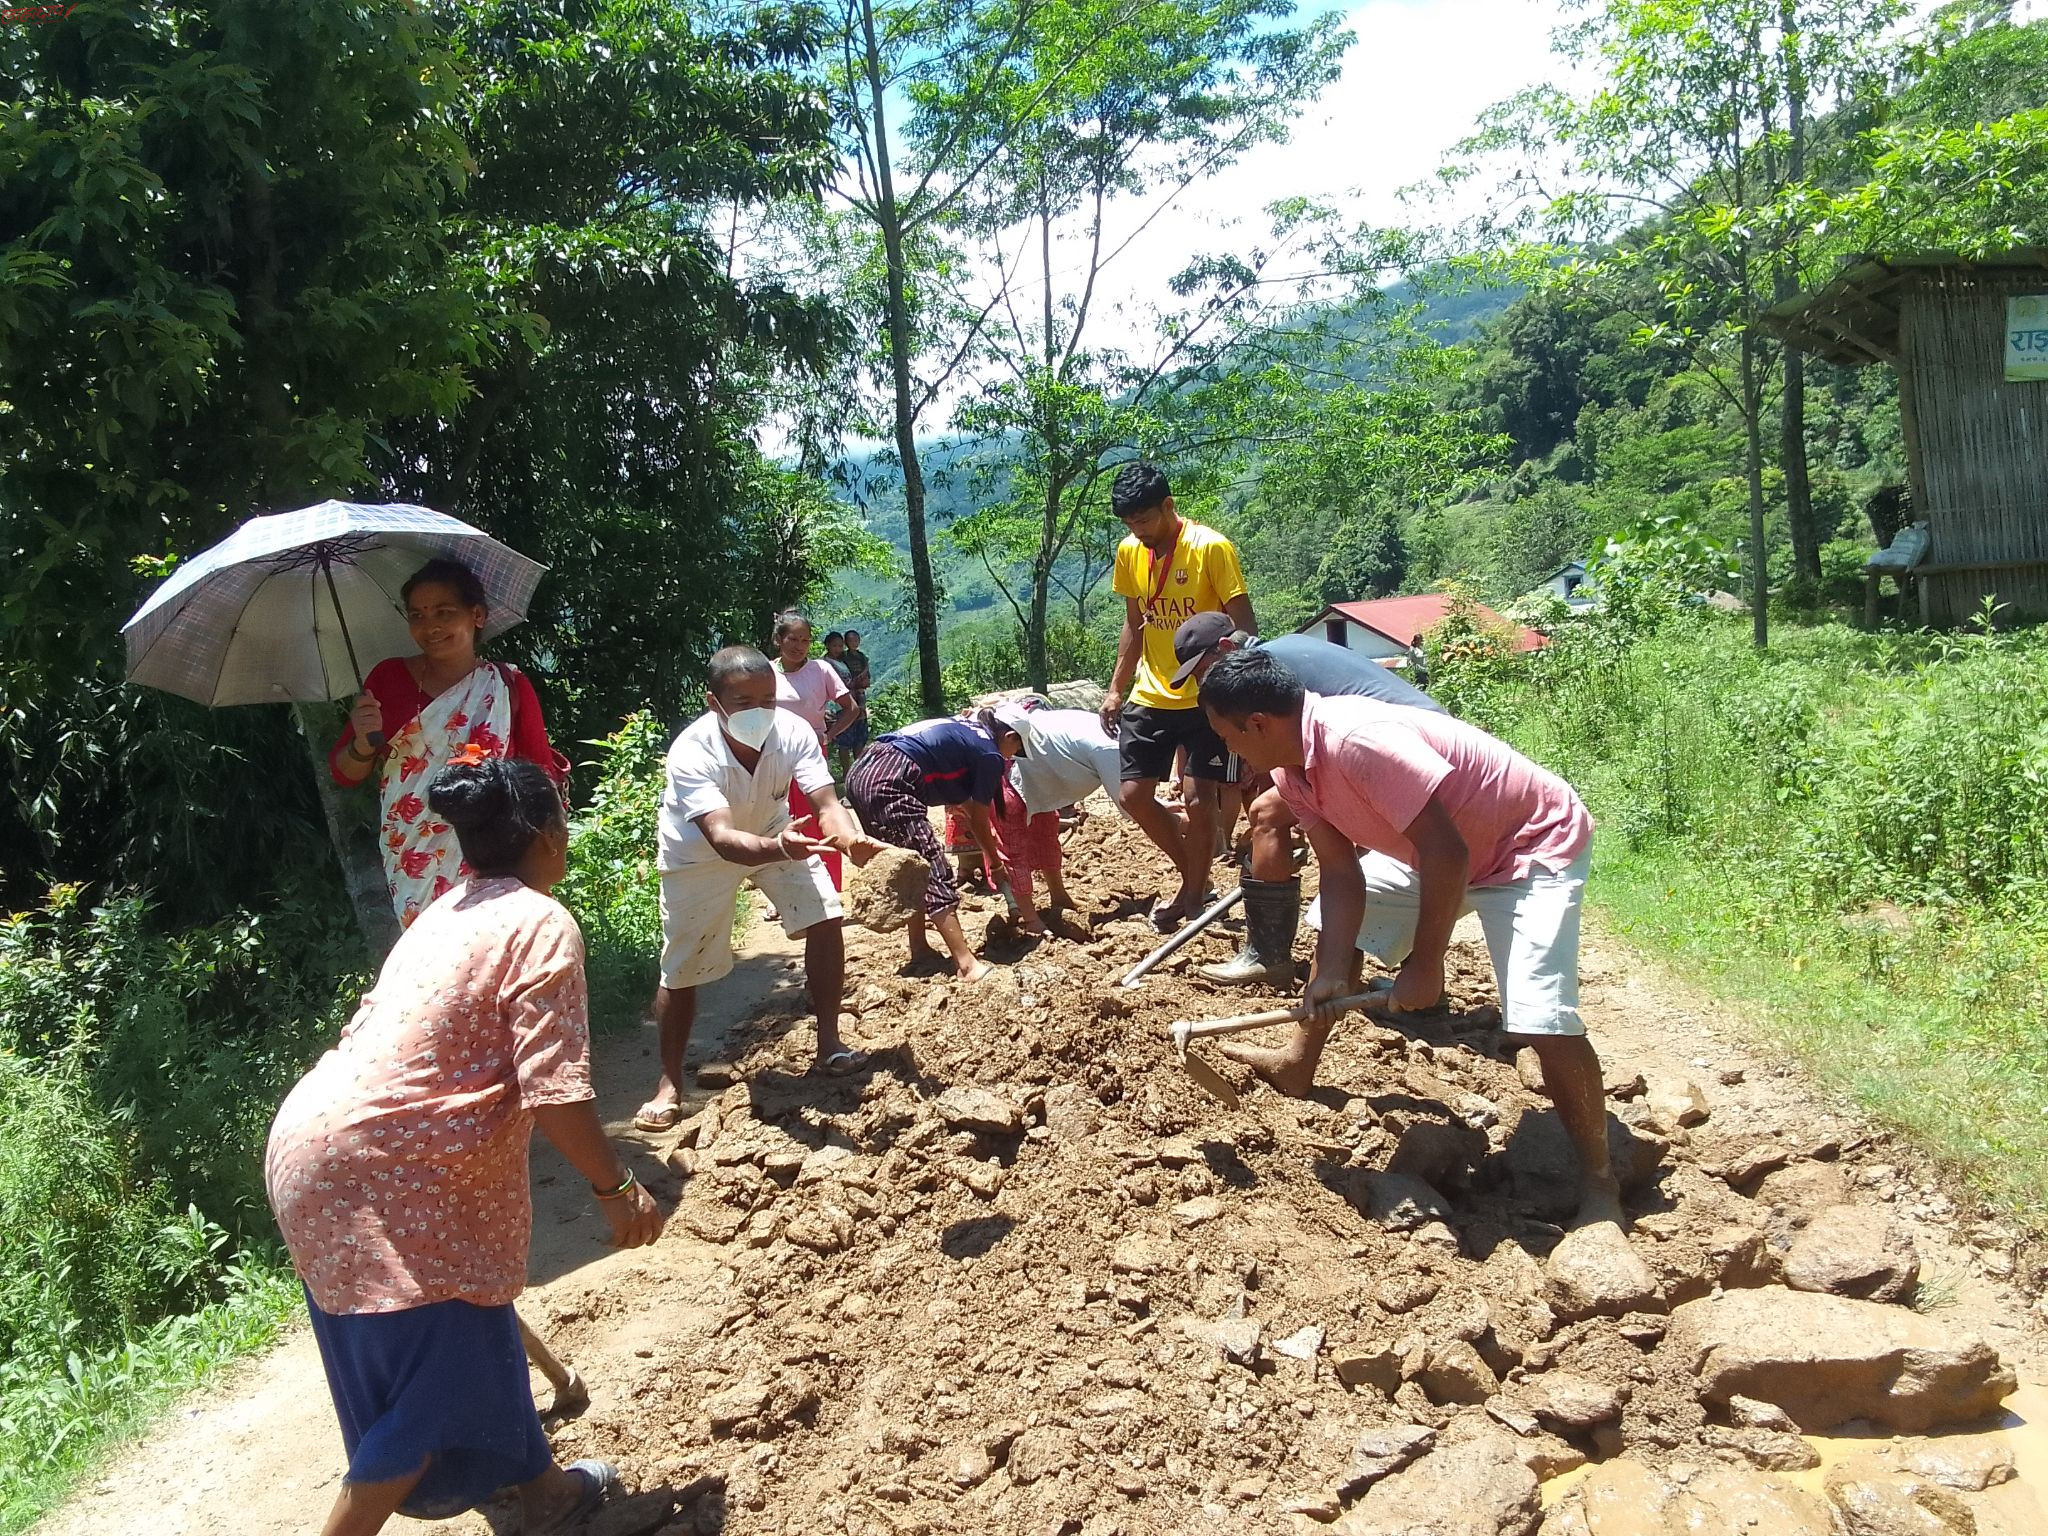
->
[[43, 809, 2048, 1536]]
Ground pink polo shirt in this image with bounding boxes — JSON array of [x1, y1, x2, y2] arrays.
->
[[1274, 693, 1591, 887]]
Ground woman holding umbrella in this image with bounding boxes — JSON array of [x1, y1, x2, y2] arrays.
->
[[330, 558, 566, 928], [267, 755, 661, 1536]]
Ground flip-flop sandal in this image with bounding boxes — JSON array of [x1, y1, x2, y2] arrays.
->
[[813, 1048, 870, 1077], [633, 1102, 682, 1132], [535, 1458, 617, 1533]]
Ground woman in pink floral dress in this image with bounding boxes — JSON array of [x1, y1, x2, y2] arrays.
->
[[329, 558, 566, 929], [267, 757, 662, 1536]]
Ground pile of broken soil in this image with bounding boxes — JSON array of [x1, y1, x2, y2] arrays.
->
[[542, 802, 2035, 1536]]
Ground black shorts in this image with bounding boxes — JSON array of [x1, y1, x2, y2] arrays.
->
[[1118, 703, 1240, 785]]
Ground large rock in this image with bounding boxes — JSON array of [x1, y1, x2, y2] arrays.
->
[[1342, 1423, 1437, 1493], [1541, 1457, 1833, 1535], [1667, 1288, 2016, 1433], [1545, 1224, 1663, 1321], [1824, 1453, 1978, 1536], [1520, 1370, 1625, 1430], [1335, 1429, 1540, 1536], [934, 1086, 1025, 1136], [1783, 1204, 1920, 1304]]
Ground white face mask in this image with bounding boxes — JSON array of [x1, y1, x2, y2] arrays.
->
[[721, 705, 777, 750]]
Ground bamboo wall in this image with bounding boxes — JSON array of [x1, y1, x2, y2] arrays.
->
[[1901, 267, 2048, 625]]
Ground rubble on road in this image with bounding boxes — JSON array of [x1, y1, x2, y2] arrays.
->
[[556, 806, 2032, 1535]]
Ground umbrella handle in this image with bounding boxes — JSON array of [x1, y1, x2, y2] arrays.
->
[[321, 559, 387, 750]]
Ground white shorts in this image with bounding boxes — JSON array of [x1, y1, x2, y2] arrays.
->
[[1305, 847, 1590, 1037], [658, 856, 840, 991]]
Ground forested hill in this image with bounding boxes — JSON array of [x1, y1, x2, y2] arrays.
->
[[816, 275, 1525, 694]]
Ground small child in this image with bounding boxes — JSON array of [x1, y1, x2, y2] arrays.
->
[[990, 763, 1070, 936]]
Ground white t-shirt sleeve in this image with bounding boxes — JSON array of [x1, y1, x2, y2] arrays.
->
[[669, 732, 732, 826], [791, 728, 835, 799]]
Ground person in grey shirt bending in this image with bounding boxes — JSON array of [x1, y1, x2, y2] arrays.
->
[[1167, 613, 1443, 986]]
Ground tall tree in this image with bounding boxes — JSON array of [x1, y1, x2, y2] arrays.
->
[[0, 0, 473, 932], [1456, 0, 1904, 645], [936, 0, 1351, 687], [827, 0, 1157, 710], [384, 0, 845, 748]]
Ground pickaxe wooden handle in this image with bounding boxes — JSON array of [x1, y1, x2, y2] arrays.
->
[[1168, 985, 1393, 1053]]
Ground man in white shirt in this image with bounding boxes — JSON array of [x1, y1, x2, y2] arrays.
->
[[637, 646, 883, 1130], [1003, 707, 1124, 820]]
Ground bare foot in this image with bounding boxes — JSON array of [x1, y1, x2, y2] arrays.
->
[[1571, 1172, 1628, 1230], [1220, 1039, 1318, 1097]]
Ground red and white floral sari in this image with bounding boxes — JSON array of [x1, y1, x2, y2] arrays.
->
[[377, 663, 515, 928]]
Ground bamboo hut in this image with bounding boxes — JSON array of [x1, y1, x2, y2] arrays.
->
[[1765, 253, 2048, 625]]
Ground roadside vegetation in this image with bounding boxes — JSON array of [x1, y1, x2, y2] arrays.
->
[[1428, 582, 2048, 1224], [6, 0, 2048, 1525]]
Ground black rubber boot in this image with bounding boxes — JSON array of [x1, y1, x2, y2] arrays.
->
[[1198, 876, 1301, 987]]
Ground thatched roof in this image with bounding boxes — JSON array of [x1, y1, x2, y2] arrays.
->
[[1762, 251, 2048, 368]]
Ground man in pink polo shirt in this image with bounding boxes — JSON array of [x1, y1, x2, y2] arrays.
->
[[1200, 645, 1624, 1228]]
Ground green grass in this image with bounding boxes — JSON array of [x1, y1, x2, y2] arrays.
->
[[1428, 593, 2048, 1232], [1589, 844, 2048, 1225], [0, 1257, 300, 1535]]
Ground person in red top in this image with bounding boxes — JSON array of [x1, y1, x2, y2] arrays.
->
[[330, 558, 566, 930]]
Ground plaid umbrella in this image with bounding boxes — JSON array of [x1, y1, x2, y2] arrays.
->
[[122, 501, 546, 708]]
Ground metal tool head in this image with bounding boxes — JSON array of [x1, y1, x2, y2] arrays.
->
[[1169, 1018, 1194, 1054], [1179, 1050, 1242, 1110]]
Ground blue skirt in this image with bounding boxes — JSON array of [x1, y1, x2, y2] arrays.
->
[[304, 1288, 552, 1519]]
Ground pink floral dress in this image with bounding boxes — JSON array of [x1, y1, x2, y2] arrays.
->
[[264, 878, 593, 1315], [377, 663, 515, 928]]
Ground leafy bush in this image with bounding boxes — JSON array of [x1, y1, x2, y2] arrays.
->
[[556, 711, 671, 1025], [1437, 603, 2048, 1218]]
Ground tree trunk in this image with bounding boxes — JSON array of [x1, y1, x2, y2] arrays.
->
[[859, 0, 945, 713], [1028, 478, 1060, 692], [1780, 340, 1818, 587], [294, 704, 398, 958], [1776, 0, 1818, 590], [1740, 331, 1771, 649]]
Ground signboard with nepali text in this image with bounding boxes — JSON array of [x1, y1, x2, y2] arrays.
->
[[2009, 295, 2048, 382]]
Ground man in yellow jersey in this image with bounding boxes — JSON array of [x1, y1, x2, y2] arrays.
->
[[1101, 462, 1257, 930]]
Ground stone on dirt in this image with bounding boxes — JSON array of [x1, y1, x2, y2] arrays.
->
[[1783, 1204, 1920, 1304], [1171, 1194, 1223, 1228], [1343, 1424, 1437, 1492], [1520, 1370, 1626, 1429], [1666, 1287, 2017, 1432], [1355, 1170, 1456, 1232], [783, 1205, 854, 1254], [1334, 1343, 1404, 1393], [1545, 1224, 1663, 1321], [695, 1061, 742, 1088], [1824, 1452, 1979, 1536], [1333, 1428, 1540, 1536], [935, 1085, 1025, 1136], [1041, 1082, 1104, 1140], [1542, 1457, 1833, 1536], [1006, 1425, 1080, 1484], [1417, 1339, 1500, 1405]]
